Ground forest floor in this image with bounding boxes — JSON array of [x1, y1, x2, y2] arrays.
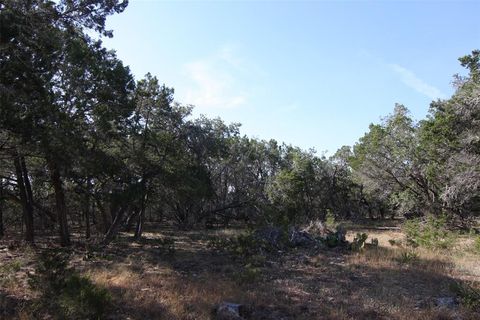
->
[[1, 222, 480, 320]]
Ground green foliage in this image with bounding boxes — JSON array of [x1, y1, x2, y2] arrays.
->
[[403, 215, 457, 249], [351, 233, 368, 252], [29, 249, 111, 319], [450, 281, 480, 310]]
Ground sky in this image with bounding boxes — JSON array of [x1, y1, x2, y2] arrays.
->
[[102, 0, 480, 156]]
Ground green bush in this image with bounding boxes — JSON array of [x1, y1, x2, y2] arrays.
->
[[30, 249, 111, 319], [403, 215, 456, 250]]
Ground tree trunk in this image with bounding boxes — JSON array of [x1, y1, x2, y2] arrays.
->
[[124, 208, 138, 232], [85, 204, 91, 240], [13, 155, 34, 243], [134, 182, 147, 240], [101, 205, 128, 246], [84, 181, 91, 239], [0, 180, 4, 239], [47, 158, 70, 246], [94, 198, 109, 233]]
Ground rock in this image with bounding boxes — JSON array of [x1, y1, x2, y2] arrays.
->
[[434, 296, 458, 309], [215, 302, 246, 320]]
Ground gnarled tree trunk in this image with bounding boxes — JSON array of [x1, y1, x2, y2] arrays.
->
[[13, 154, 34, 243]]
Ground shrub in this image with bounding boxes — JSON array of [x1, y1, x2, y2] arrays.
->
[[29, 249, 111, 319], [403, 215, 456, 250]]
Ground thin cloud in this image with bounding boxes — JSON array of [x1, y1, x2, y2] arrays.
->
[[390, 64, 446, 100], [182, 46, 249, 109]]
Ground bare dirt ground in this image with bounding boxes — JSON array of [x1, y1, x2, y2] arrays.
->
[[1, 223, 479, 320]]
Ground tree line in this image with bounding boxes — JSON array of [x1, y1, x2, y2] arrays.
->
[[1, 0, 478, 246]]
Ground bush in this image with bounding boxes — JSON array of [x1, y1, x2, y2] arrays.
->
[[403, 215, 456, 249], [29, 249, 111, 319]]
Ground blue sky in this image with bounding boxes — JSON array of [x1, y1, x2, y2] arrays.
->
[[103, 0, 480, 155]]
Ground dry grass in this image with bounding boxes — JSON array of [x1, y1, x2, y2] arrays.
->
[[1, 224, 479, 319]]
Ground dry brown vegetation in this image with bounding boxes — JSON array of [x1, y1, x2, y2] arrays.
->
[[1, 223, 479, 320]]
